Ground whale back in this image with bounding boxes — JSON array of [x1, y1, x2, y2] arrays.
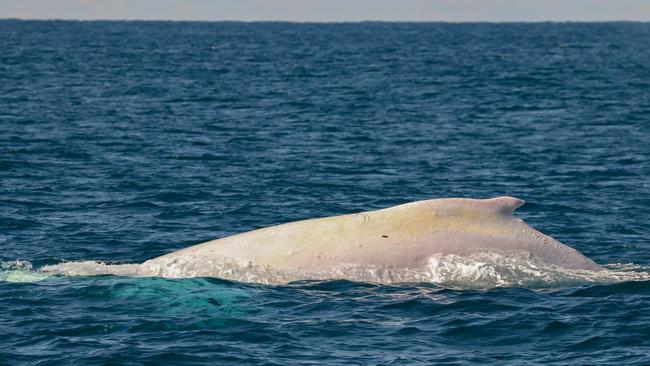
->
[[42, 196, 602, 283], [142, 196, 601, 276]]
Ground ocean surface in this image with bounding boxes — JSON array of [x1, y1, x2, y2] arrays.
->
[[1, 20, 650, 365]]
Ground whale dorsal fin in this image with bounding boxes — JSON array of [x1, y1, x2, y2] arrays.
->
[[484, 196, 525, 215]]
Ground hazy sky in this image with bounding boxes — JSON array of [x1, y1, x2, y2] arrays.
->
[[1, 0, 650, 22]]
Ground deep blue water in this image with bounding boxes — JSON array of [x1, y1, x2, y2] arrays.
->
[[1, 20, 650, 364]]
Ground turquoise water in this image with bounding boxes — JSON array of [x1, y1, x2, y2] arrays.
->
[[1, 20, 650, 364]]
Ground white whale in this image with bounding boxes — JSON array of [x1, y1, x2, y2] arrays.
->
[[42, 196, 602, 284]]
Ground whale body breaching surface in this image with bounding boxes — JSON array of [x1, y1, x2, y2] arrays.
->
[[42, 197, 603, 285]]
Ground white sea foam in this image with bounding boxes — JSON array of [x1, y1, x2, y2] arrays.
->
[[40, 261, 142, 277], [32, 251, 650, 289], [0, 260, 49, 283], [426, 251, 650, 289]]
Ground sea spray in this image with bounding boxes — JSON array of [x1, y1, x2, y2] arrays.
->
[[36, 253, 650, 289], [0, 260, 49, 282]]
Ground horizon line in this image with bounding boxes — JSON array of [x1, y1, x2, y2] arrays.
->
[[3, 17, 650, 24]]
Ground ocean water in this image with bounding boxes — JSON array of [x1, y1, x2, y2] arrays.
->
[[1, 20, 650, 364]]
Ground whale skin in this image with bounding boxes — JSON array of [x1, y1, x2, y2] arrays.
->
[[42, 196, 602, 283]]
